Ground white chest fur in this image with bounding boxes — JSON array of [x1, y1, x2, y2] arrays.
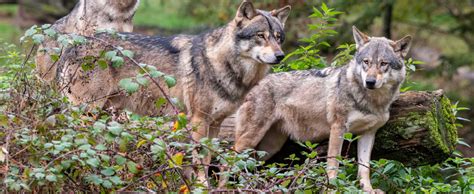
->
[[346, 110, 389, 134]]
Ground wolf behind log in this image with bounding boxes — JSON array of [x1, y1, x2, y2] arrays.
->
[[36, 0, 140, 82], [57, 1, 291, 185], [234, 26, 411, 192]]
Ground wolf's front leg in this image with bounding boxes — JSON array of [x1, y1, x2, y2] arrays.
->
[[357, 130, 383, 193], [190, 115, 212, 187], [327, 122, 347, 179]]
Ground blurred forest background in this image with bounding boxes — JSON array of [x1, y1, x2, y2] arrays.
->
[[0, 0, 472, 156]]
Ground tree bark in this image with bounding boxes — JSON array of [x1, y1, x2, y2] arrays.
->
[[219, 90, 458, 166]]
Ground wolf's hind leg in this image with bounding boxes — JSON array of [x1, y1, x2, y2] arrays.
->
[[256, 123, 288, 160], [234, 99, 276, 153]]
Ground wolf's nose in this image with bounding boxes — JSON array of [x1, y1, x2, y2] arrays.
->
[[275, 52, 285, 63], [365, 78, 376, 89]]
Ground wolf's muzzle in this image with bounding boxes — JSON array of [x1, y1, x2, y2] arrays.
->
[[365, 78, 376, 89], [275, 51, 285, 63]]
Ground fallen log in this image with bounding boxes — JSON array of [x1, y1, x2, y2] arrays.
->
[[218, 90, 458, 166]]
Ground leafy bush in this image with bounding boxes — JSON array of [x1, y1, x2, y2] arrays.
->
[[0, 3, 472, 193]]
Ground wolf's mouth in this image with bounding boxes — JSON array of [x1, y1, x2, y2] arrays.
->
[[258, 56, 280, 65]]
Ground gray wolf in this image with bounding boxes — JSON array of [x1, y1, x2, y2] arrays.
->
[[234, 26, 411, 192], [36, 0, 140, 82], [57, 1, 291, 185]]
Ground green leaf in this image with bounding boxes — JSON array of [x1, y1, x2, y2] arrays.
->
[[383, 163, 395, 174], [111, 56, 124, 68], [86, 158, 100, 168], [104, 51, 117, 60], [321, 3, 329, 13], [72, 35, 87, 45], [81, 62, 95, 71], [34, 172, 45, 179], [93, 121, 106, 131], [44, 143, 53, 149], [46, 174, 57, 182], [101, 167, 115, 176], [108, 122, 123, 136], [115, 155, 127, 165], [136, 74, 149, 86], [127, 161, 139, 174], [149, 69, 164, 78], [343, 133, 353, 141], [155, 97, 167, 109], [44, 28, 57, 37], [122, 50, 134, 58], [95, 144, 107, 151], [98, 59, 108, 69], [119, 78, 140, 94], [102, 180, 113, 189], [24, 26, 37, 37], [458, 139, 471, 148], [50, 54, 59, 62], [164, 75, 176, 88], [86, 175, 103, 185], [32, 34, 45, 44], [78, 144, 92, 150], [0, 114, 8, 127], [110, 176, 123, 185]]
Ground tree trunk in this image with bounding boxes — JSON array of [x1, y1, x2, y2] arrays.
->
[[383, 0, 394, 39], [219, 90, 458, 166]]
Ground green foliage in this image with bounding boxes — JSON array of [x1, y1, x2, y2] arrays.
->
[[275, 3, 346, 72], [1, 3, 473, 193]]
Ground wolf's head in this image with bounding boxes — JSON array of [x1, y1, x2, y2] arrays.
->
[[74, 0, 140, 33], [352, 26, 412, 90], [233, 1, 291, 65]]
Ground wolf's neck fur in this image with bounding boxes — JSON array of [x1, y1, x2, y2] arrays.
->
[[53, 0, 138, 36], [53, 2, 96, 35], [345, 60, 401, 112], [197, 25, 269, 102]]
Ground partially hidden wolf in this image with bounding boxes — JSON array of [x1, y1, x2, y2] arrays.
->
[[58, 1, 290, 183], [234, 26, 411, 192], [36, 0, 140, 83]]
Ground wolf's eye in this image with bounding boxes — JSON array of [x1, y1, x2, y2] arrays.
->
[[363, 59, 369, 65], [257, 33, 265, 39], [381, 62, 388, 66]]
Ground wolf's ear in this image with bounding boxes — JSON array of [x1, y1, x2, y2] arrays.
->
[[272, 5, 291, 27], [352, 26, 369, 49], [392, 35, 412, 58], [236, 1, 257, 21]]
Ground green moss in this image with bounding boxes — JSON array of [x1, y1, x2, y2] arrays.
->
[[424, 96, 458, 154], [373, 95, 459, 166], [440, 96, 458, 151]]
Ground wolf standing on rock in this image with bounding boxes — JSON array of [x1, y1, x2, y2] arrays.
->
[[57, 1, 291, 184], [234, 26, 411, 192]]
